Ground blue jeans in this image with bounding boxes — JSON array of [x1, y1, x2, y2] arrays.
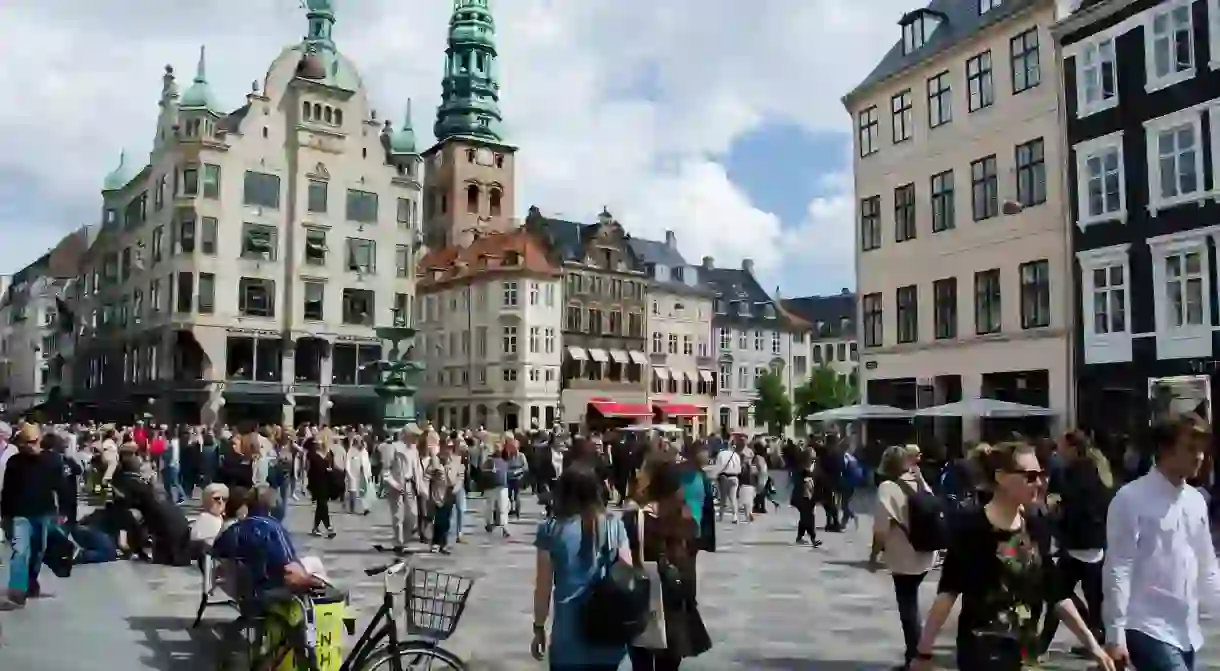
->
[[450, 489, 467, 539], [163, 463, 186, 503], [1127, 629, 1195, 670], [69, 525, 118, 564], [8, 516, 52, 596]]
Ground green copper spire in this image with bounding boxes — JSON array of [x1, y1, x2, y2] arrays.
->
[[390, 99, 417, 154], [434, 0, 504, 143], [180, 45, 221, 112], [304, 0, 336, 50]]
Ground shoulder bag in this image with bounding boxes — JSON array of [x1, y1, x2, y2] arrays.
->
[[632, 509, 668, 650]]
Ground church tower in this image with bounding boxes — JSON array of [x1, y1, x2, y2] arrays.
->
[[422, 0, 518, 249]]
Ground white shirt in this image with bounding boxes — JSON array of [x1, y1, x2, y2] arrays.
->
[[714, 449, 742, 477], [1104, 468, 1220, 651]]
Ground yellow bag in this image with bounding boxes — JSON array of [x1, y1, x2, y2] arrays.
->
[[263, 592, 346, 671]]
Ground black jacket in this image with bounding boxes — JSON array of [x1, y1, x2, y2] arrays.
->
[[1055, 457, 1112, 552], [1, 451, 64, 520]]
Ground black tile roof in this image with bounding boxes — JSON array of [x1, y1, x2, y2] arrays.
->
[[629, 237, 715, 297], [704, 268, 803, 331], [845, 0, 1040, 103], [782, 293, 857, 340]]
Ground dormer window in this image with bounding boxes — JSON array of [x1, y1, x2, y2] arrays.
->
[[714, 299, 725, 314], [763, 304, 776, 319], [738, 302, 750, 317], [672, 266, 684, 282], [900, 9, 944, 55], [979, 0, 1001, 14]]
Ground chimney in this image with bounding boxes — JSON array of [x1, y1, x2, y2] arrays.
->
[[664, 230, 676, 249], [841, 287, 850, 295], [742, 258, 754, 275], [702, 256, 714, 270]]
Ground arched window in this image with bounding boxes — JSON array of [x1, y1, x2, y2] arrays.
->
[[466, 148, 476, 163], [466, 184, 480, 213], [489, 188, 502, 216], [302, 101, 311, 119], [312, 103, 323, 120], [323, 106, 333, 124], [334, 108, 343, 126], [494, 153, 504, 168]]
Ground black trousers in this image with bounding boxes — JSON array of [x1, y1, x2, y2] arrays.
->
[[893, 572, 927, 665], [629, 646, 683, 671], [1040, 554, 1104, 650], [795, 502, 817, 541], [312, 492, 331, 531]]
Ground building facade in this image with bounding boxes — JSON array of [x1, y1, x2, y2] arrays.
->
[[415, 229, 563, 432], [1056, 0, 1220, 434], [846, 0, 1073, 444], [630, 232, 717, 436], [68, 1, 423, 425], [705, 257, 805, 436], [526, 207, 651, 433], [782, 290, 860, 384]]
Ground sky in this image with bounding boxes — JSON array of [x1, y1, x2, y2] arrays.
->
[[0, 0, 915, 297]]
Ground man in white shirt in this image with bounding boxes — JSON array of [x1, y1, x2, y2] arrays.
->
[[713, 437, 745, 523], [1104, 414, 1220, 670], [384, 424, 426, 551]]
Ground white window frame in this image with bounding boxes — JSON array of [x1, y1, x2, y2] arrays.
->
[[1210, 0, 1220, 71], [1143, 0, 1196, 93], [1077, 244, 1132, 365], [1073, 131, 1127, 229], [1073, 36, 1118, 118], [1148, 225, 1220, 360], [1144, 106, 1207, 214]]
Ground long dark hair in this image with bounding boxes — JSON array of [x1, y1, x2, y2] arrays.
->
[[552, 462, 606, 561]]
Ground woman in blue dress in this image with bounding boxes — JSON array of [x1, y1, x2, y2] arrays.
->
[[531, 463, 632, 670]]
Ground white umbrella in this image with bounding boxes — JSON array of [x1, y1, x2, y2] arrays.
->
[[806, 404, 914, 421], [913, 398, 1054, 418]]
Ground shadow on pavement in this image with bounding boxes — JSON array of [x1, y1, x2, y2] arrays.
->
[[126, 615, 222, 671]]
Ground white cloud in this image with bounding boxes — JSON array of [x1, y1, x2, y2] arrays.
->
[[0, 0, 910, 293]]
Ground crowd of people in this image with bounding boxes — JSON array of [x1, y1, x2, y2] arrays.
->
[[0, 413, 1217, 670]]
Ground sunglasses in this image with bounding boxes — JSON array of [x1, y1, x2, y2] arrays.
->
[[211, 496, 228, 502], [1006, 468, 1048, 484]]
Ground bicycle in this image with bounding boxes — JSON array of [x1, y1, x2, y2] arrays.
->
[[219, 546, 475, 671]]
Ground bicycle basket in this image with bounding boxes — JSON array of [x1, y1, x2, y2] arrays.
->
[[404, 568, 475, 640]]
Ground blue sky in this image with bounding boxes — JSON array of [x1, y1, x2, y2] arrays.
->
[[0, 0, 905, 297]]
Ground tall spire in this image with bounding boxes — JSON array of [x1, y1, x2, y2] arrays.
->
[[434, 0, 504, 143], [304, 0, 337, 50], [180, 45, 221, 112], [389, 99, 417, 154]]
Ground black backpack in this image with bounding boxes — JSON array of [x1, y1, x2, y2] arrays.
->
[[895, 480, 951, 552], [580, 515, 651, 646]]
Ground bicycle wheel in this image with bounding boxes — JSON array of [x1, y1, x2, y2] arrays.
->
[[355, 641, 465, 671]]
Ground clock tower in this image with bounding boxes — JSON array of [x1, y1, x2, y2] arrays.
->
[[422, 0, 517, 250]]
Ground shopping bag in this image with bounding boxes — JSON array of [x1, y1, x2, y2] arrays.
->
[[632, 510, 667, 650]]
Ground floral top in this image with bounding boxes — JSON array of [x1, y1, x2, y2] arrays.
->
[[937, 506, 1061, 667]]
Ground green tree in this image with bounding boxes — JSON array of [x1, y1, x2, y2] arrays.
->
[[753, 370, 793, 435], [793, 365, 860, 420]]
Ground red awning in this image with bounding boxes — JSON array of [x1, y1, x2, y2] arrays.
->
[[654, 403, 705, 417], [588, 400, 654, 418]]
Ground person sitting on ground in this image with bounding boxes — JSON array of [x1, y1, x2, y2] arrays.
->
[[211, 486, 329, 598], [111, 453, 193, 566]]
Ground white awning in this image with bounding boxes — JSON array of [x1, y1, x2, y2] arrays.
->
[[609, 350, 630, 363], [698, 370, 715, 383], [653, 367, 670, 380], [628, 351, 648, 365], [567, 346, 588, 361], [671, 368, 688, 381], [588, 348, 609, 363]]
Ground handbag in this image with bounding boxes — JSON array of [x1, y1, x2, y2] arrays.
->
[[632, 509, 668, 650], [579, 515, 651, 646]]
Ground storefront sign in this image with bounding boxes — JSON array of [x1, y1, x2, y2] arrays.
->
[[336, 334, 380, 343], [226, 327, 281, 338]]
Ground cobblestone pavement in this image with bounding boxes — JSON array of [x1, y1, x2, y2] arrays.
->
[[3, 491, 1219, 670]]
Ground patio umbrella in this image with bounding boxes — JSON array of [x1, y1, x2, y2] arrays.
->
[[806, 404, 914, 421], [913, 398, 1054, 418]]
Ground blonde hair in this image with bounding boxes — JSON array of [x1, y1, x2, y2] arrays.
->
[[878, 445, 910, 480], [1085, 446, 1114, 489]]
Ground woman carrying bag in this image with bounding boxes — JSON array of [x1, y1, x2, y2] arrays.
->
[[623, 460, 711, 671]]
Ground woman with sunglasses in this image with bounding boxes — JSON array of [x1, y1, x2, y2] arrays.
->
[[910, 441, 1114, 671]]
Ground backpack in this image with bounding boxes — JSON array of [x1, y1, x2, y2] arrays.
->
[[842, 452, 864, 489], [580, 515, 651, 646], [894, 479, 951, 552]]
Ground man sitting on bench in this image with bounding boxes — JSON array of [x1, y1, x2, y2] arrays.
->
[[211, 486, 329, 598]]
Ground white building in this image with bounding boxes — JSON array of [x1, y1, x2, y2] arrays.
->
[[69, 2, 423, 425]]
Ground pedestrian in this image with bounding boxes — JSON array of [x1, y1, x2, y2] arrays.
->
[[305, 437, 337, 538], [792, 449, 821, 548], [504, 436, 527, 519], [0, 424, 64, 606], [423, 440, 463, 554], [384, 425, 425, 552], [481, 439, 511, 538], [344, 436, 373, 516]]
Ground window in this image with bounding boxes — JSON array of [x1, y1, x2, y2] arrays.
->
[[1085, 255, 1127, 336], [980, 0, 1001, 12], [346, 238, 376, 274], [202, 164, 221, 199], [242, 171, 281, 209], [931, 170, 954, 232], [198, 273, 215, 314], [894, 183, 916, 242], [1146, 111, 1204, 212], [667, 333, 679, 354], [1165, 250, 1205, 327], [1019, 260, 1050, 329], [857, 106, 879, 157], [241, 224, 277, 260], [307, 181, 328, 213], [588, 308, 603, 335], [489, 189, 502, 217], [738, 329, 748, 349], [771, 332, 781, 354], [896, 285, 918, 343], [974, 269, 1002, 335], [812, 345, 823, 363], [152, 227, 164, 263], [966, 51, 994, 112], [396, 245, 410, 278], [971, 155, 998, 221], [891, 89, 912, 143], [1077, 38, 1117, 116], [628, 312, 643, 337], [1010, 28, 1040, 93], [719, 364, 731, 391], [502, 325, 518, 355], [239, 278, 274, 317], [738, 367, 749, 389], [652, 331, 663, 353], [342, 288, 375, 326], [502, 281, 518, 307], [176, 272, 194, 313], [933, 278, 957, 340], [545, 327, 556, 353], [860, 195, 881, 251], [201, 217, 217, 255], [303, 281, 325, 321], [754, 330, 764, 351], [566, 305, 582, 331], [529, 327, 541, 353], [718, 327, 730, 350], [182, 166, 199, 197], [1145, 1, 1195, 90], [396, 198, 417, 230], [305, 229, 327, 265], [529, 282, 540, 306], [738, 407, 749, 428], [862, 293, 883, 347], [684, 335, 694, 355], [346, 189, 379, 223], [927, 71, 952, 128], [1015, 138, 1046, 207], [608, 309, 621, 334], [1074, 132, 1126, 226]]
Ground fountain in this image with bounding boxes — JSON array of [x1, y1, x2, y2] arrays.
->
[[372, 309, 426, 431]]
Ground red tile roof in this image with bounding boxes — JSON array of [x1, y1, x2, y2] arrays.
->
[[417, 228, 561, 289]]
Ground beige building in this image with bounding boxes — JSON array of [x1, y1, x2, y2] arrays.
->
[[844, 0, 1072, 443], [69, 3, 421, 425]]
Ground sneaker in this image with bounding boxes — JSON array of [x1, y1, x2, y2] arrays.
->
[[795, 538, 809, 545], [326, 530, 337, 539], [811, 539, 824, 548], [438, 547, 452, 555], [310, 529, 323, 537], [502, 529, 511, 538]]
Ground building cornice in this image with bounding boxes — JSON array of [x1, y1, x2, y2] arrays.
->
[[1051, 0, 1140, 41]]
